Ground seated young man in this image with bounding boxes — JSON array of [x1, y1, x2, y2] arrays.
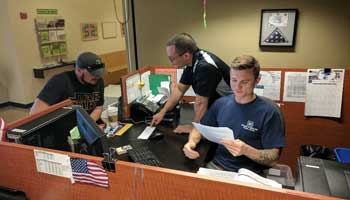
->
[[183, 55, 285, 174]]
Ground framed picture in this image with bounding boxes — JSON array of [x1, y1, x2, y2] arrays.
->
[[81, 23, 98, 41], [259, 9, 298, 47], [102, 22, 117, 39]]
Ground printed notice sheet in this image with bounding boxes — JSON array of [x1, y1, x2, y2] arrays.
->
[[34, 149, 72, 178], [304, 69, 344, 118], [177, 68, 196, 96], [192, 122, 234, 143], [255, 71, 281, 101], [126, 73, 141, 104], [283, 72, 307, 102]]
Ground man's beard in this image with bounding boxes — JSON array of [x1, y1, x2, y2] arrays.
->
[[81, 73, 97, 87]]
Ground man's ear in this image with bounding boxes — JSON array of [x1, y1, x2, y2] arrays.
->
[[183, 52, 191, 59], [75, 66, 83, 73], [183, 52, 193, 63]]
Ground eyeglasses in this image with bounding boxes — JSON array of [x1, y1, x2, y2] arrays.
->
[[168, 52, 185, 62]]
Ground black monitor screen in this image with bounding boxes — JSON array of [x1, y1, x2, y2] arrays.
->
[[76, 108, 101, 145]]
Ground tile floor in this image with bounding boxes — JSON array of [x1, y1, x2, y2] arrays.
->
[[0, 84, 121, 123]]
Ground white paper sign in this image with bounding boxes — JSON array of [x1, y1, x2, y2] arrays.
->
[[34, 149, 72, 178]]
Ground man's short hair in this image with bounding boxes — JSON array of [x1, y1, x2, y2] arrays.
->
[[166, 33, 198, 55], [231, 55, 260, 79]]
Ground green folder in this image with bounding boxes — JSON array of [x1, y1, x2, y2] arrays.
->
[[149, 74, 171, 95]]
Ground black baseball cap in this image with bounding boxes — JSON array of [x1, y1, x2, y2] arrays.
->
[[76, 52, 106, 77]]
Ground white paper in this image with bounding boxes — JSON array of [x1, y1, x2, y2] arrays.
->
[[197, 168, 281, 188], [283, 72, 307, 102], [177, 68, 196, 96], [160, 81, 170, 92], [304, 69, 344, 118], [56, 30, 66, 40], [126, 73, 141, 104], [268, 13, 289, 27], [256, 71, 281, 101], [197, 167, 237, 182], [137, 126, 156, 140], [49, 30, 57, 41], [152, 94, 165, 103], [34, 149, 72, 178], [236, 168, 282, 188], [192, 122, 234, 144], [157, 87, 170, 97], [140, 71, 151, 96]]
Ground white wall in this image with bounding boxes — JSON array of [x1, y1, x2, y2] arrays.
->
[[0, 0, 126, 104]]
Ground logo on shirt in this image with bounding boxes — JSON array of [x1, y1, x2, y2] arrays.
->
[[241, 120, 258, 132], [70, 92, 101, 112]]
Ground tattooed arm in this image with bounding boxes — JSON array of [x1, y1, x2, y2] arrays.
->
[[220, 139, 280, 167]]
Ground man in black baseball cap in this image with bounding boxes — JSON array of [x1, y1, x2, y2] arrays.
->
[[30, 52, 105, 122], [76, 52, 106, 77]]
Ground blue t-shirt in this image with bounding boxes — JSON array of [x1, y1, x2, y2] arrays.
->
[[200, 95, 285, 174]]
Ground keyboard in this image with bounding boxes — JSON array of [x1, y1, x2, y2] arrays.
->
[[128, 145, 164, 167]]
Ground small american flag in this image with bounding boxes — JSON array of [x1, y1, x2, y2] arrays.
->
[[70, 158, 109, 188]]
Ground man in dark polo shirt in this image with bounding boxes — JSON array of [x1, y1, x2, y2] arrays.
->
[[151, 33, 231, 133]]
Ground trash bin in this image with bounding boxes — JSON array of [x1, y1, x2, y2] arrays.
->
[[334, 148, 350, 163]]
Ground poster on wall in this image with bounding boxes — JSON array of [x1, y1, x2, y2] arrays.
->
[[81, 23, 98, 41]]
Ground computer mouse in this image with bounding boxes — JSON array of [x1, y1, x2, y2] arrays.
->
[[149, 132, 164, 140]]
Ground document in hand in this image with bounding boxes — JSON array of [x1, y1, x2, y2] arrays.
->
[[197, 167, 282, 188], [192, 122, 234, 144]]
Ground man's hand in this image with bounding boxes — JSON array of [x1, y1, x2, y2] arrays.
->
[[151, 111, 166, 126], [220, 139, 247, 157], [173, 124, 193, 134], [183, 141, 200, 159]]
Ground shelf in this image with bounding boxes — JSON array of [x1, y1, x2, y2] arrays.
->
[[33, 61, 75, 79], [40, 40, 66, 45], [37, 27, 64, 31]]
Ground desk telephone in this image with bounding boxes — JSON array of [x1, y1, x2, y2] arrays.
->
[[130, 95, 167, 121]]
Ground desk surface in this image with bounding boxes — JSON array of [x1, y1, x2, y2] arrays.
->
[[107, 124, 211, 172], [109, 103, 211, 173]]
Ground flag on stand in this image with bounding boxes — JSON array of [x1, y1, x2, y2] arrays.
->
[[70, 158, 109, 188]]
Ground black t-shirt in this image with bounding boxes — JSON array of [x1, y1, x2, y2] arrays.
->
[[37, 70, 104, 114], [180, 49, 232, 107]]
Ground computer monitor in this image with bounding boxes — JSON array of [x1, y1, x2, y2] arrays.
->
[[75, 107, 108, 157], [6, 106, 108, 157], [6, 107, 76, 151]]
